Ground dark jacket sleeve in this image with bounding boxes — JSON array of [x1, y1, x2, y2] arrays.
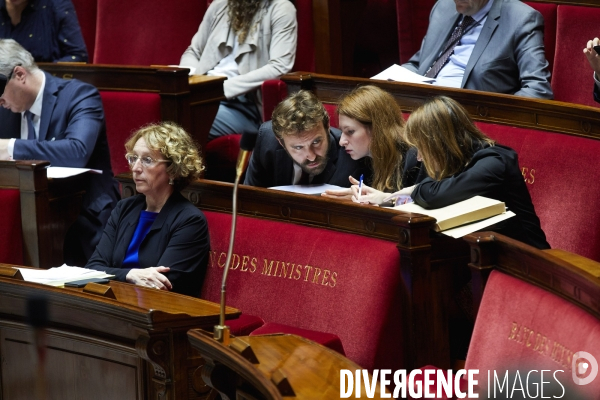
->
[[85, 200, 131, 281], [154, 209, 210, 297], [412, 151, 507, 209], [55, 0, 89, 62], [244, 121, 276, 187]]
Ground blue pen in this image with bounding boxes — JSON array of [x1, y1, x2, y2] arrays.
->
[[357, 174, 364, 202]]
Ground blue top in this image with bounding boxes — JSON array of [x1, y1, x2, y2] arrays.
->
[[122, 211, 158, 269], [0, 0, 88, 62]]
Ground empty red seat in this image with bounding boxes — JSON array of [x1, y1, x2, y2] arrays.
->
[[250, 322, 345, 355], [0, 189, 23, 265]]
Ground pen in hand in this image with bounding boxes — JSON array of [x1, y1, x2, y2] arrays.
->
[[357, 174, 364, 202]]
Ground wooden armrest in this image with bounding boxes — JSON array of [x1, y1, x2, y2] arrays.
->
[[544, 248, 600, 278]]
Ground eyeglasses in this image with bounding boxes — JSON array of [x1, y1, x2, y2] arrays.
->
[[125, 154, 171, 168]]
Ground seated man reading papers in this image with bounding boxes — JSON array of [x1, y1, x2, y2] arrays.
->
[[243, 90, 369, 188], [397, 0, 553, 99]]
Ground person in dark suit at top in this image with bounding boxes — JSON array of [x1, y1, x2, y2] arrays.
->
[[402, 0, 553, 99], [0, 38, 118, 264], [583, 37, 600, 103], [243, 90, 369, 188], [353, 96, 549, 250], [86, 122, 209, 297], [0, 0, 88, 62]]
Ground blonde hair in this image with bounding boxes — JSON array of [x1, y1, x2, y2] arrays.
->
[[337, 85, 407, 191], [271, 90, 330, 139], [125, 122, 204, 190], [405, 96, 495, 180]]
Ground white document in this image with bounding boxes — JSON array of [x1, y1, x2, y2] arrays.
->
[[46, 167, 102, 179], [371, 64, 435, 84], [440, 211, 516, 238], [170, 65, 197, 75], [17, 265, 113, 287], [269, 184, 345, 195]]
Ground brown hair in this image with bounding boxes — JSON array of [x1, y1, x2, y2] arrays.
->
[[337, 85, 407, 191], [404, 96, 495, 180], [271, 90, 330, 139], [125, 122, 204, 190], [228, 0, 269, 44]]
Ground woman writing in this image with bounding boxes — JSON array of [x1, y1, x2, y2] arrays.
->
[[322, 85, 408, 200], [85, 122, 209, 296], [356, 96, 549, 249], [0, 0, 88, 62]]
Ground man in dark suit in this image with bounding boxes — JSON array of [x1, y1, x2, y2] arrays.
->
[[244, 90, 368, 188], [0, 39, 119, 265], [403, 0, 553, 99]]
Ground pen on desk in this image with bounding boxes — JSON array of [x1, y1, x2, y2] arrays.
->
[[357, 174, 363, 202]]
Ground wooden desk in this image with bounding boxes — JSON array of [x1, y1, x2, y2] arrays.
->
[[188, 330, 387, 399], [281, 71, 600, 139], [38, 63, 226, 150], [118, 174, 471, 370], [0, 269, 239, 400], [0, 160, 84, 268]]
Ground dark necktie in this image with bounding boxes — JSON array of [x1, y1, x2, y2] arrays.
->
[[425, 15, 476, 79], [298, 171, 309, 185], [25, 111, 36, 140]]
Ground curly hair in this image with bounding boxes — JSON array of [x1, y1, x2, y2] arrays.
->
[[228, 0, 270, 44], [404, 96, 495, 181], [125, 122, 205, 191], [337, 85, 407, 192], [271, 90, 330, 139]]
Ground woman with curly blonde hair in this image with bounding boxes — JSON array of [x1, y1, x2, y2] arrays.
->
[[86, 122, 210, 296]]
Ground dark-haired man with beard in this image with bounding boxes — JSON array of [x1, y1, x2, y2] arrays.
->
[[244, 90, 369, 188]]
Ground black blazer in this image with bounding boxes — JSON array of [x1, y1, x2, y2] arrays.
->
[[85, 191, 210, 297], [405, 144, 550, 250], [243, 121, 370, 187]]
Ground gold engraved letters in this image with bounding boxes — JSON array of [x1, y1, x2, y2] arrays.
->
[[208, 251, 338, 288]]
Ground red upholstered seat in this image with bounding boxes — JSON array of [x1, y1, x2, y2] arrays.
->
[[465, 270, 600, 398], [227, 313, 265, 337], [204, 134, 243, 182], [250, 322, 345, 355], [99, 91, 161, 175], [396, 0, 436, 64], [0, 189, 23, 265], [93, 0, 207, 65], [552, 5, 600, 106], [524, 2, 557, 79], [202, 211, 403, 370], [475, 122, 600, 261], [71, 0, 97, 60]]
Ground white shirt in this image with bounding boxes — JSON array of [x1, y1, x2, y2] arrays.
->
[[7, 71, 46, 158], [434, 0, 494, 89]]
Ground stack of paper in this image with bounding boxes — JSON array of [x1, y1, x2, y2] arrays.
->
[[17, 265, 113, 287], [371, 64, 436, 84], [269, 184, 345, 195]]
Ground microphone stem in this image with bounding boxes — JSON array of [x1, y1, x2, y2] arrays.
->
[[219, 173, 240, 328]]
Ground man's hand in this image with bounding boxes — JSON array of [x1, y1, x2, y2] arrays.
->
[[584, 38, 600, 79], [0, 139, 11, 160], [126, 266, 173, 290]]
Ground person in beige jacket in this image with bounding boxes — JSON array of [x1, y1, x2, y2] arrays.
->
[[180, 0, 297, 141]]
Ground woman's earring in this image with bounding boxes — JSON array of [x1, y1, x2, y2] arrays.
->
[[169, 177, 174, 185]]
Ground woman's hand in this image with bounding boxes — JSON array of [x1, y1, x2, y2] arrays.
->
[[345, 176, 389, 205], [126, 266, 173, 291], [383, 185, 416, 205]]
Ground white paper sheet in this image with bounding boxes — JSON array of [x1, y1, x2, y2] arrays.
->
[[46, 167, 102, 179], [441, 211, 516, 238], [371, 64, 436, 84], [269, 184, 345, 195], [17, 265, 113, 286]]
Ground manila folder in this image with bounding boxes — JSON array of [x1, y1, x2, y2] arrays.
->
[[393, 195, 506, 232]]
